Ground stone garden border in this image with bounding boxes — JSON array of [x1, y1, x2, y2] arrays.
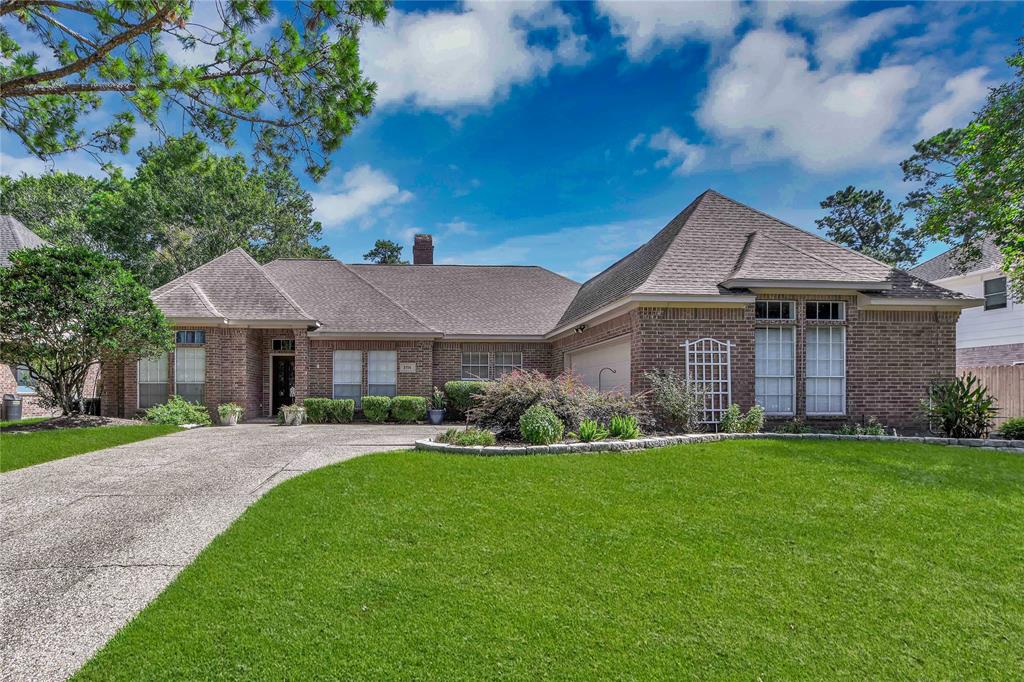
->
[[415, 432, 1024, 456]]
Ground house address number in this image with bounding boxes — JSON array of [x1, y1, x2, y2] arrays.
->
[[399, 362, 416, 373]]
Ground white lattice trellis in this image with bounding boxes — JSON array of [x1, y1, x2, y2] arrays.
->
[[682, 338, 733, 425]]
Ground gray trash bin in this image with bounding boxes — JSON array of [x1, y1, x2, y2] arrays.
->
[[3, 394, 23, 422]]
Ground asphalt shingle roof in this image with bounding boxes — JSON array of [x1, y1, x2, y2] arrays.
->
[[0, 215, 48, 267], [151, 248, 314, 322], [908, 236, 1003, 282]]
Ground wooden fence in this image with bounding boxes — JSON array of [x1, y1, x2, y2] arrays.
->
[[961, 365, 1024, 426]]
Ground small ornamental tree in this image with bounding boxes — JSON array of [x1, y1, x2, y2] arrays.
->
[[0, 246, 172, 414]]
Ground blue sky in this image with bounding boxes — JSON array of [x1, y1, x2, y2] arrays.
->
[[2, 1, 1022, 281]]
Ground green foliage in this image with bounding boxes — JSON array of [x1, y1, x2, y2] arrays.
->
[[303, 398, 355, 424], [922, 374, 998, 438], [0, 1, 389, 177], [444, 381, 487, 419], [430, 386, 446, 410], [719, 404, 764, 434], [361, 396, 392, 424], [999, 417, 1024, 439], [902, 39, 1024, 299], [391, 396, 427, 423], [1, 424, 179, 473], [435, 427, 496, 447], [835, 418, 886, 436], [278, 404, 306, 426], [607, 414, 641, 440], [643, 369, 706, 433], [145, 395, 211, 426], [518, 404, 564, 445], [0, 245, 172, 414], [814, 186, 923, 268], [363, 239, 408, 264], [570, 419, 609, 442], [775, 418, 809, 434], [0, 172, 101, 245], [217, 403, 243, 420]]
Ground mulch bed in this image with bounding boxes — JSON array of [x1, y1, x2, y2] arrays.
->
[[1, 415, 143, 433]]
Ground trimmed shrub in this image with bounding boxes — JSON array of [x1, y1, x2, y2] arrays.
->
[[608, 414, 641, 439], [436, 427, 496, 446], [361, 396, 392, 423], [391, 396, 427, 423], [922, 373, 997, 438], [519, 404, 564, 445], [145, 395, 212, 426], [304, 398, 354, 424], [570, 418, 609, 442], [999, 417, 1024, 439], [643, 369, 706, 433], [444, 381, 487, 419]]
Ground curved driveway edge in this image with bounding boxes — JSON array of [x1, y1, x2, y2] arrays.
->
[[0, 423, 446, 682]]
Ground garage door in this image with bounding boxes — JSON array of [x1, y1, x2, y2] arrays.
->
[[566, 336, 631, 394]]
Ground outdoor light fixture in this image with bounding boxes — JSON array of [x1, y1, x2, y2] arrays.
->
[[574, 324, 587, 334]]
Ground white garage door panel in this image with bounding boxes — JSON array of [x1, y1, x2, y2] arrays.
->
[[567, 336, 631, 394]]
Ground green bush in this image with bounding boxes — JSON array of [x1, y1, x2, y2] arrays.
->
[[719, 404, 764, 434], [217, 402, 243, 420], [922, 373, 997, 438], [836, 417, 886, 436], [436, 427, 496, 446], [570, 418, 609, 442], [391, 396, 427, 423], [775, 418, 808, 434], [518, 404, 564, 445], [304, 398, 355, 424], [444, 381, 487, 419], [608, 414, 641, 439], [643, 369, 706, 433], [999, 417, 1024, 439], [145, 395, 212, 426], [361, 396, 392, 423]]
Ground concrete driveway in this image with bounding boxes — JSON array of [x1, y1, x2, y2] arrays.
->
[[0, 422, 447, 681]]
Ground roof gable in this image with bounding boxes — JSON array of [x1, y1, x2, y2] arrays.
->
[[151, 248, 314, 322], [0, 215, 48, 267]]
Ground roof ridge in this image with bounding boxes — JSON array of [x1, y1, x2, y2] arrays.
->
[[235, 248, 316, 321], [188, 280, 224, 318], [728, 231, 760, 280], [340, 262, 441, 333], [757, 231, 873, 280]]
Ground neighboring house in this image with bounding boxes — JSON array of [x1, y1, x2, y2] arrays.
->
[[909, 237, 1024, 367], [100, 190, 979, 428], [0, 216, 100, 418]]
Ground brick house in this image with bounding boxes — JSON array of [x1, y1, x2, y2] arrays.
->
[[100, 191, 980, 428]]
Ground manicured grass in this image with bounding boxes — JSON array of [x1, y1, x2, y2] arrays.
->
[[0, 424, 180, 472], [77, 441, 1024, 680], [0, 417, 47, 430]]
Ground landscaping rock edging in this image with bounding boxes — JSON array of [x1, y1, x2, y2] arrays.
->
[[415, 432, 1024, 456]]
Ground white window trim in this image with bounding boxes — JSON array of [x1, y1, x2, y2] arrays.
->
[[983, 277, 1007, 311], [367, 350, 398, 396], [137, 353, 169, 411], [755, 300, 797, 321], [494, 351, 523, 377], [173, 347, 206, 403], [461, 352, 490, 381], [332, 350, 362, 401], [805, 301, 846, 321], [805, 326, 847, 416], [754, 327, 796, 417]]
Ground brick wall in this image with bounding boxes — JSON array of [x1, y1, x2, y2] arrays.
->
[[550, 312, 636, 377], [957, 343, 1024, 368], [432, 341, 554, 386], [308, 338, 434, 401]]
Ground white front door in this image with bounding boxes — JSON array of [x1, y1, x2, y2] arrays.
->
[[567, 336, 631, 394]]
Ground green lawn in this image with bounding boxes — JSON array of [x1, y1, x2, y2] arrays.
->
[[76, 440, 1023, 680], [0, 417, 48, 430], [0, 424, 180, 472]]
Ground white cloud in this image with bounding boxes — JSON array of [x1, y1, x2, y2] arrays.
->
[[596, 0, 744, 59], [360, 1, 588, 109], [311, 165, 413, 229], [630, 129, 706, 175], [917, 67, 991, 137], [0, 151, 121, 178], [814, 6, 917, 68], [697, 29, 919, 171]]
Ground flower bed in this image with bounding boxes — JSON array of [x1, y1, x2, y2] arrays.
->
[[416, 432, 1024, 456]]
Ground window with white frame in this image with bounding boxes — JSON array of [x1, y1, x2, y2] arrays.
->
[[461, 352, 489, 380], [14, 365, 37, 393], [805, 301, 845, 320], [494, 352, 522, 377], [367, 350, 397, 397], [755, 327, 795, 415], [984, 277, 1007, 311], [333, 350, 362, 405], [174, 347, 205, 404], [138, 353, 168, 409], [806, 327, 846, 415], [755, 301, 795, 320]]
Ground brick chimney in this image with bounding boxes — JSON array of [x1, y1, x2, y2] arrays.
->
[[413, 233, 433, 265]]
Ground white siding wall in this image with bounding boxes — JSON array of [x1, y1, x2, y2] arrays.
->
[[936, 271, 1024, 349]]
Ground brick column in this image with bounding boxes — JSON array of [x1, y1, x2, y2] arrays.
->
[[293, 328, 309, 404]]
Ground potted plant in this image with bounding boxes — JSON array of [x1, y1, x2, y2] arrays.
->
[[428, 386, 446, 425], [279, 404, 306, 426], [218, 402, 243, 426]]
